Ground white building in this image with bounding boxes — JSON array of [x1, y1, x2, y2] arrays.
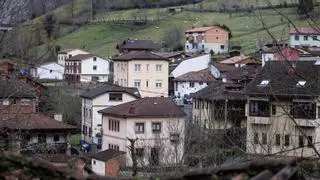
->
[[57, 49, 89, 66], [80, 83, 141, 148], [174, 68, 215, 98], [290, 27, 320, 48], [99, 97, 185, 166], [65, 54, 110, 83], [31, 62, 64, 80]]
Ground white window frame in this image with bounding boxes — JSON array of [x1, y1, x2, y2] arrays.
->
[[135, 64, 141, 72], [156, 64, 162, 72], [134, 79, 141, 88], [156, 80, 162, 88]]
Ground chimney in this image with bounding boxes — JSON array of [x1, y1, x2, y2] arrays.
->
[[53, 114, 63, 122], [129, 106, 135, 114]]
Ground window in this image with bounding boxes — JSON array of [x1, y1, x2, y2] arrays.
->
[[93, 65, 97, 70], [50, 70, 53, 73], [38, 134, 46, 143], [307, 136, 313, 148], [53, 134, 59, 142], [261, 133, 267, 144], [254, 133, 259, 144], [272, 105, 276, 115], [109, 119, 120, 132], [292, 102, 316, 119], [146, 64, 149, 72], [299, 135, 304, 147], [93, 160, 96, 165], [108, 144, 119, 150], [190, 82, 195, 88], [21, 99, 32, 106], [249, 101, 270, 117], [146, 80, 149, 88], [2, 99, 9, 105], [170, 134, 180, 143], [156, 64, 162, 72], [135, 123, 145, 134], [284, 135, 290, 146], [313, 36, 317, 40], [136, 148, 144, 158], [216, 36, 219, 39], [89, 127, 92, 137], [156, 80, 162, 88], [304, 35, 308, 40], [318, 106, 320, 118], [275, 134, 280, 146], [295, 35, 299, 40], [134, 64, 141, 72], [109, 93, 123, 101], [134, 80, 141, 88], [152, 122, 161, 133], [93, 57, 97, 61], [220, 45, 225, 49]]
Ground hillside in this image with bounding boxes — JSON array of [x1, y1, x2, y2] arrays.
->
[[30, 0, 318, 59]]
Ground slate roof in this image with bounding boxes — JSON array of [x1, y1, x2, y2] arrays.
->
[[66, 54, 93, 61], [117, 40, 160, 51], [0, 113, 76, 131], [290, 27, 320, 35], [246, 61, 320, 97], [91, 149, 126, 162], [113, 51, 169, 61], [0, 80, 37, 98], [174, 68, 215, 82], [80, 83, 141, 99], [99, 97, 186, 118]]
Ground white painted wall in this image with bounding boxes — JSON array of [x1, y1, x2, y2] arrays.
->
[[80, 56, 110, 83], [26, 133, 67, 145], [171, 54, 210, 78], [82, 93, 139, 144], [261, 53, 274, 67], [33, 62, 64, 80], [174, 81, 209, 98], [102, 116, 185, 166], [92, 159, 105, 176], [290, 34, 320, 48]]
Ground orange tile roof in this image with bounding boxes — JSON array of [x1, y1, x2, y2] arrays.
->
[[185, 26, 225, 33], [219, 55, 251, 64], [290, 27, 320, 35]]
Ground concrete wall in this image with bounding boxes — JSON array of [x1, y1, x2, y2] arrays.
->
[[80, 56, 110, 83], [114, 60, 169, 97], [92, 159, 105, 176], [34, 62, 64, 80], [246, 98, 320, 157], [102, 116, 185, 166], [174, 81, 209, 98], [290, 34, 320, 48]]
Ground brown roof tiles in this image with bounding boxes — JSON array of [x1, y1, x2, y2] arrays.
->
[[174, 68, 215, 82], [99, 97, 186, 118], [290, 27, 320, 35], [113, 51, 169, 61], [66, 54, 93, 61]]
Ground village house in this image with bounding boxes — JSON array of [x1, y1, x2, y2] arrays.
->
[[0, 80, 76, 153], [65, 54, 110, 84], [245, 61, 320, 157], [57, 49, 89, 66], [113, 51, 169, 97], [91, 149, 126, 176], [184, 26, 229, 54], [0, 60, 18, 79], [31, 61, 64, 80], [174, 68, 215, 99], [98, 97, 185, 166], [290, 27, 320, 48], [169, 54, 210, 96], [116, 39, 160, 54], [80, 83, 141, 150]]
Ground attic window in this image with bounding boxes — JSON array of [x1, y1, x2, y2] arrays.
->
[[258, 80, 269, 87], [296, 80, 306, 87]]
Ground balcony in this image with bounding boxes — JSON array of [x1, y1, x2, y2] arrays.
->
[[294, 118, 316, 127], [249, 116, 271, 125]]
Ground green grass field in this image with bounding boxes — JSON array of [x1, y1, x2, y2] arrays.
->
[[29, 0, 318, 59]]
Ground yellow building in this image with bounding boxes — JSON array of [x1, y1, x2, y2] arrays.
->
[[113, 51, 169, 97]]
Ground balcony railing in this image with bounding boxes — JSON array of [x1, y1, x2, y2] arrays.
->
[[249, 116, 271, 125], [294, 118, 316, 127]]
